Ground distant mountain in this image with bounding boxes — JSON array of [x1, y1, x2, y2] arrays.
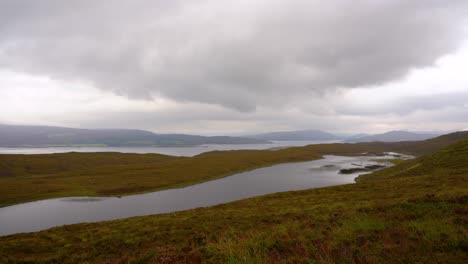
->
[[343, 133, 370, 139], [0, 125, 269, 147], [249, 130, 340, 141], [345, 130, 441, 143]]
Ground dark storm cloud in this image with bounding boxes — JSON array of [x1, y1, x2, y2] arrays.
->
[[0, 0, 467, 111]]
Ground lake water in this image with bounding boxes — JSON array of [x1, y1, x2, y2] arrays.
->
[[0, 155, 394, 236], [0, 140, 337, 157]]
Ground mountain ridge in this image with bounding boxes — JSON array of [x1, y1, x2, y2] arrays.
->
[[0, 124, 269, 147], [345, 130, 441, 143]]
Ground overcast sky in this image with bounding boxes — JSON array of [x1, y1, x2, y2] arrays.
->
[[1, 0, 468, 135]]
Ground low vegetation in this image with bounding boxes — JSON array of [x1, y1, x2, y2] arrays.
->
[[0, 137, 467, 263], [0, 131, 467, 207]]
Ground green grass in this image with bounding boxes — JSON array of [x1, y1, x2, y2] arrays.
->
[[0, 138, 467, 263], [1, 131, 467, 207]]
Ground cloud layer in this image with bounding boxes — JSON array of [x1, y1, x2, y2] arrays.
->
[[1, 1, 468, 134], [1, 0, 467, 112]]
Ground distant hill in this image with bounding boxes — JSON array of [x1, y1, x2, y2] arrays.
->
[[0, 125, 269, 147], [249, 130, 340, 141], [345, 130, 440, 143], [342, 133, 370, 140]]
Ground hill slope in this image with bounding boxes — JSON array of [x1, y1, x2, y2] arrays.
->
[[357, 136, 468, 182], [0, 124, 269, 147], [0, 139, 467, 263]]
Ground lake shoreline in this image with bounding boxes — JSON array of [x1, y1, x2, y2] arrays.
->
[[0, 151, 403, 208], [0, 155, 322, 208], [0, 155, 397, 236]]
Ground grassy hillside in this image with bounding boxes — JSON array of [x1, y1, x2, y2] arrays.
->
[[357, 137, 468, 182], [310, 131, 468, 157], [0, 152, 178, 177], [0, 131, 467, 207], [0, 140, 467, 263]]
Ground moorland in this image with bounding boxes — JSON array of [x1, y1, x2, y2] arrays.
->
[[0, 132, 467, 263], [0, 132, 467, 207]]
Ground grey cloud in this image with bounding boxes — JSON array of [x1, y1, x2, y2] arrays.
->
[[1, 0, 467, 111]]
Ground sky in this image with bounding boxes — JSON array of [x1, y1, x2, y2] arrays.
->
[[1, 0, 468, 135]]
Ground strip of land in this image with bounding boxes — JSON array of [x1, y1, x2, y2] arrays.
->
[[0, 131, 467, 207], [0, 135, 467, 263]]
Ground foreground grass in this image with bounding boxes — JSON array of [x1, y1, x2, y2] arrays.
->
[[0, 131, 467, 207], [0, 140, 467, 263]]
